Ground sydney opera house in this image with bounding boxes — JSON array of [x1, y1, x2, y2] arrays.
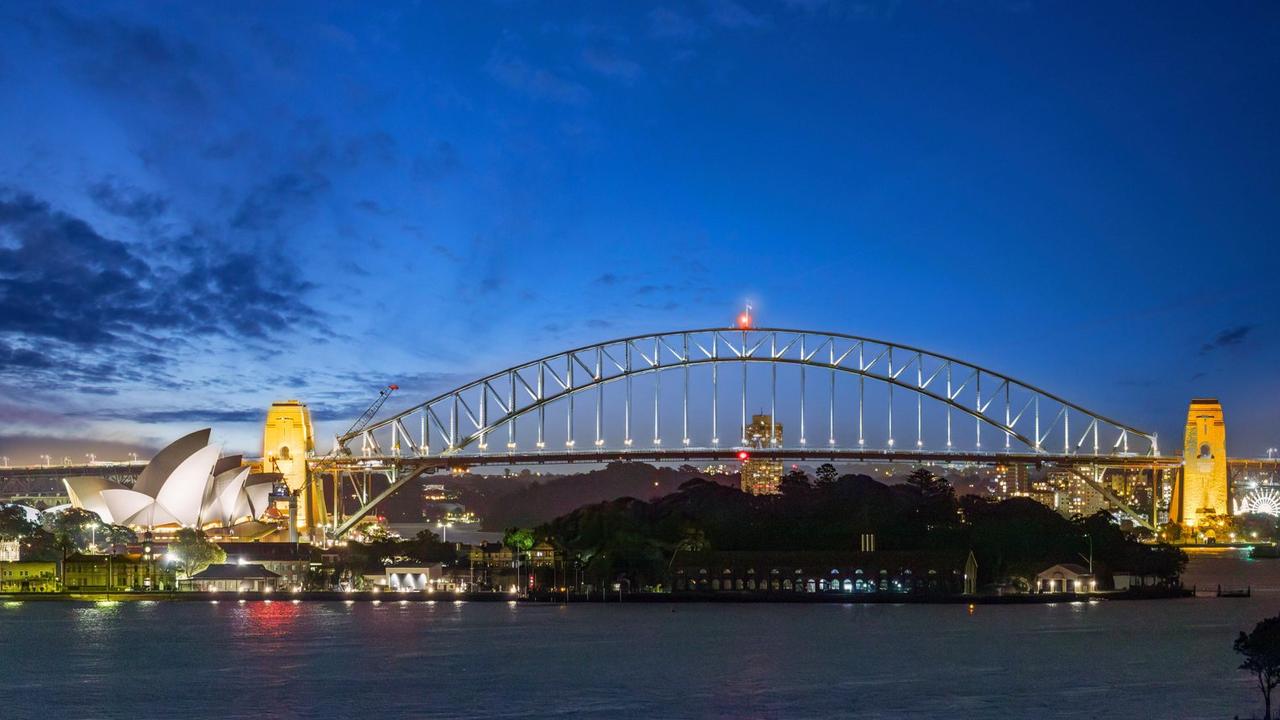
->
[[64, 429, 277, 531]]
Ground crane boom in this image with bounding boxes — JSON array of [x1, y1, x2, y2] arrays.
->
[[344, 384, 398, 437]]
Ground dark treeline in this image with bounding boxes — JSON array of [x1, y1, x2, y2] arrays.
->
[[537, 469, 1186, 590], [477, 462, 721, 529]]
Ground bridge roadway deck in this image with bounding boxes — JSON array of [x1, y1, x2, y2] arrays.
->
[[4, 454, 1276, 484], [318, 448, 1186, 473]]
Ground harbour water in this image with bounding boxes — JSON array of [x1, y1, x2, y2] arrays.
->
[[1, 548, 1277, 719]]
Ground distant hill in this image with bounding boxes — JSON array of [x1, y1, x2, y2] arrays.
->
[[471, 462, 733, 530]]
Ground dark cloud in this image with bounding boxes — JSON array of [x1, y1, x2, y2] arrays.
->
[[88, 177, 169, 222], [594, 272, 622, 285], [102, 407, 265, 424], [1200, 325, 1255, 354], [0, 189, 318, 390], [43, 7, 210, 110], [231, 172, 331, 230]]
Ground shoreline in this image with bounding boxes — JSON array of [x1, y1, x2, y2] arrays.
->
[[0, 588, 1190, 604]]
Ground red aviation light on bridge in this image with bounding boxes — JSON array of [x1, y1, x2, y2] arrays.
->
[[737, 303, 753, 329], [737, 451, 750, 462]]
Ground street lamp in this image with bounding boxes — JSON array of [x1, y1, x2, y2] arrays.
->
[[40, 454, 51, 467], [1268, 448, 1278, 460], [129, 452, 139, 463], [1, 456, 7, 468], [85, 453, 97, 464], [436, 521, 453, 543], [88, 522, 100, 552], [1081, 533, 1094, 576]]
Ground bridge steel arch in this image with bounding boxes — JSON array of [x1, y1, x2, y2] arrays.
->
[[324, 329, 1165, 538], [337, 328, 1158, 460]]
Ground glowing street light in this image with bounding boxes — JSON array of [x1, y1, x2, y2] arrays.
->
[[437, 521, 453, 543], [85, 453, 97, 464], [40, 454, 51, 467]]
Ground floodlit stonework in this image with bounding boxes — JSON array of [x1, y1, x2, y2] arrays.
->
[[1172, 398, 1228, 527]]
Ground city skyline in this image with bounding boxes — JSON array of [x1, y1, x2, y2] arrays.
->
[[1, 2, 1278, 460]]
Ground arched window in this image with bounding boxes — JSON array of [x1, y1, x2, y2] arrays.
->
[[1199, 443, 1212, 459], [279, 446, 291, 460]]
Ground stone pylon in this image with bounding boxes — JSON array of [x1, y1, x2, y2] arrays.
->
[[1171, 398, 1227, 528]]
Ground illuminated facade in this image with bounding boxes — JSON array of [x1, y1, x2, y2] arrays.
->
[[65, 429, 273, 531], [1172, 399, 1228, 527], [262, 400, 326, 535], [741, 414, 783, 495]]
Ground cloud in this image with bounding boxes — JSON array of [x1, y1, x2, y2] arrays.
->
[[230, 172, 331, 229], [594, 272, 622, 285], [581, 48, 644, 82], [88, 177, 169, 222], [706, 0, 770, 29], [0, 189, 319, 391], [43, 7, 211, 110], [486, 51, 591, 105], [98, 407, 265, 424], [1200, 324, 1255, 354]]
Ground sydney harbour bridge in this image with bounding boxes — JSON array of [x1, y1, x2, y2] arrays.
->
[[4, 324, 1277, 537]]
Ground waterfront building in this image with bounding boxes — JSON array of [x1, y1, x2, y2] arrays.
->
[[216, 542, 319, 590], [467, 542, 516, 590], [63, 553, 175, 591], [529, 541, 558, 567], [672, 550, 978, 596], [182, 563, 281, 592], [64, 429, 275, 533], [1035, 563, 1095, 593], [0, 561, 58, 592], [382, 563, 447, 591], [741, 414, 784, 495], [0, 539, 19, 562]]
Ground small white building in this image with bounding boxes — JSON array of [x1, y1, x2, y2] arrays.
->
[[0, 539, 20, 562], [384, 563, 445, 591], [1036, 563, 1095, 593]]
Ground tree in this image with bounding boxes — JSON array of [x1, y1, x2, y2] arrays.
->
[[43, 507, 102, 559], [779, 469, 811, 497], [504, 527, 535, 554], [0, 504, 38, 540], [170, 528, 226, 579], [504, 527, 536, 591], [905, 467, 949, 498], [815, 464, 838, 486], [1236, 615, 1280, 719]]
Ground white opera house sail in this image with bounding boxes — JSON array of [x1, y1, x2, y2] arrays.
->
[[64, 429, 276, 530]]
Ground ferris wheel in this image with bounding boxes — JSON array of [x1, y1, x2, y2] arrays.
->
[[1239, 487, 1280, 516]]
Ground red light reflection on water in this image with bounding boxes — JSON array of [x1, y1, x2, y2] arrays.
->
[[242, 599, 301, 636]]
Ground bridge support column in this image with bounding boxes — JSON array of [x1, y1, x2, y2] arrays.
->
[[1171, 399, 1228, 529]]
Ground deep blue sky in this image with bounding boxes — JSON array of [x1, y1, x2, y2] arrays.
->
[[0, 1, 1277, 460]]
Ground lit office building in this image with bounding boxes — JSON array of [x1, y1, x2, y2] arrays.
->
[[741, 414, 783, 496]]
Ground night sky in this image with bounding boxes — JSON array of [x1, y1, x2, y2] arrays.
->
[[0, 2, 1277, 461]]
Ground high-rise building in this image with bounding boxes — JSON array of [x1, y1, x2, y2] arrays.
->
[[741, 414, 783, 495], [1172, 398, 1228, 528]]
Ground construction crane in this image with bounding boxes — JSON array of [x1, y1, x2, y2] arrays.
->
[[339, 384, 399, 453], [301, 384, 398, 543]]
